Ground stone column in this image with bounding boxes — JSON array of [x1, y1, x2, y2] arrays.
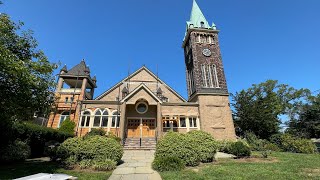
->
[[157, 102, 162, 138], [80, 78, 88, 100], [56, 77, 64, 92], [197, 117, 201, 130], [186, 117, 190, 132], [119, 102, 126, 140]]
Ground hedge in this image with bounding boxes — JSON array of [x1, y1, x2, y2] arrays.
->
[[155, 131, 199, 166], [57, 135, 123, 163], [186, 130, 217, 163], [12, 122, 73, 157], [57, 135, 123, 171]]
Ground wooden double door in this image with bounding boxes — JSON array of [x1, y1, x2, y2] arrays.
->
[[127, 118, 156, 138]]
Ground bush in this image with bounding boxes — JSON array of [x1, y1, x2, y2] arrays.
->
[[79, 159, 93, 169], [81, 136, 123, 162], [216, 140, 233, 154], [155, 132, 200, 166], [276, 134, 316, 154], [229, 141, 251, 157], [59, 118, 76, 135], [152, 156, 185, 172], [0, 140, 31, 162], [12, 122, 73, 158], [85, 128, 106, 137], [64, 155, 78, 167], [107, 132, 121, 143], [244, 131, 268, 151], [57, 136, 123, 165], [57, 137, 82, 160], [92, 159, 117, 171], [264, 142, 281, 152], [186, 130, 217, 162]]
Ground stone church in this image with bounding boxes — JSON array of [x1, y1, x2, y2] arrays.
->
[[47, 0, 236, 142]]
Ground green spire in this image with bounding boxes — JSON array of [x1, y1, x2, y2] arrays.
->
[[186, 0, 216, 31]]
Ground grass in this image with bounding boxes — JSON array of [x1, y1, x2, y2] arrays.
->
[[159, 152, 320, 180], [0, 160, 112, 180]]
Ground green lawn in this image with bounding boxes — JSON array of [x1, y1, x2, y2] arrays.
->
[[0, 160, 112, 180], [160, 152, 320, 180]]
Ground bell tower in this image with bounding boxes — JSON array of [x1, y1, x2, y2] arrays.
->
[[183, 0, 228, 100], [183, 0, 236, 139]]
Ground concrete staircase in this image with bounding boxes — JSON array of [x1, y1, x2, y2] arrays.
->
[[124, 138, 157, 150]]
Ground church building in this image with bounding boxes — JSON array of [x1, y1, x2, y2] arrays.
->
[[47, 1, 236, 143]]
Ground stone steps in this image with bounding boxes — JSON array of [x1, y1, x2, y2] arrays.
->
[[124, 138, 157, 150]]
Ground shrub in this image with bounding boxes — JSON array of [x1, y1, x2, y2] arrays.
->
[[92, 159, 117, 171], [57, 136, 123, 164], [58, 118, 76, 135], [0, 140, 31, 162], [264, 142, 281, 152], [80, 136, 123, 162], [64, 155, 78, 167], [79, 159, 93, 169], [12, 122, 73, 158], [278, 134, 316, 154], [57, 137, 82, 160], [216, 140, 233, 154], [229, 141, 251, 157], [85, 128, 106, 137], [107, 132, 121, 143], [152, 156, 185, 172], [244, 131, 268, 151], [155, 132, 200, 166], [186, 130, 217, 162]]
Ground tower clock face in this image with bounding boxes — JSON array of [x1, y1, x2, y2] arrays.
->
[[202, 48, 212, 57]]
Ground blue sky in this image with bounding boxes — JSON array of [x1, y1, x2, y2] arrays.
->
[[1, 0, 320, 100]]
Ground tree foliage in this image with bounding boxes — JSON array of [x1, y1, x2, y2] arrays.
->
[[0, 14, 56, 120], [287, 93, 320, 138], [232, 80, 309, 139], [0, 13, 56, 148], [59, 117, 76, 135]]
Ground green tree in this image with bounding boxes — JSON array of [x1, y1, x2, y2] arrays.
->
[[232, 80, 308, 139], [0, 13, 56, 147], [287, 93, 320, 138], [59, 118, 76, 135]]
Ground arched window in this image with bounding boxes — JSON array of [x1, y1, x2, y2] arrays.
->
[[59, 111, 70, 127], [81, 111, 91, 127], [101, 111, 109, 127], [112, 111, 120, 128], [93, 110, 102, 127], [201, 64, 219, 88]]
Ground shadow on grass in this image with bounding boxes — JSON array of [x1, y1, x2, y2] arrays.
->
[[0, 160, 61, 179]]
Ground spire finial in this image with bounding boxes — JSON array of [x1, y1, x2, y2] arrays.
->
[[186, 0, 216, 32]]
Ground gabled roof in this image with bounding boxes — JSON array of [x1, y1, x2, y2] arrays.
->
[[95, 66, 187, 102], [120, 83, 162, 104]]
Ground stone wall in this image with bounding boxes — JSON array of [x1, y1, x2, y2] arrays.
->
[[197, 95, 236, 140]]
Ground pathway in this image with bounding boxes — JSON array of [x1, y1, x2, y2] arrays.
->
[[108, 150, 162, 180]]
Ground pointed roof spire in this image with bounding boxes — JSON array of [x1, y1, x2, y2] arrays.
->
[[61, 64, 68, 73], [186, 0, 216, 32], [92, 75, 97, 82]]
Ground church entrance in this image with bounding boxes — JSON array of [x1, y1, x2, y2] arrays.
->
[[127, 118, 156, 138]]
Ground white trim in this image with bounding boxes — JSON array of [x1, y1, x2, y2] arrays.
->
[[120, 83, 162, 104]]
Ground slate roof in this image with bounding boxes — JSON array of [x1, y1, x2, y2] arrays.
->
[[65, 59, 89, 76]]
